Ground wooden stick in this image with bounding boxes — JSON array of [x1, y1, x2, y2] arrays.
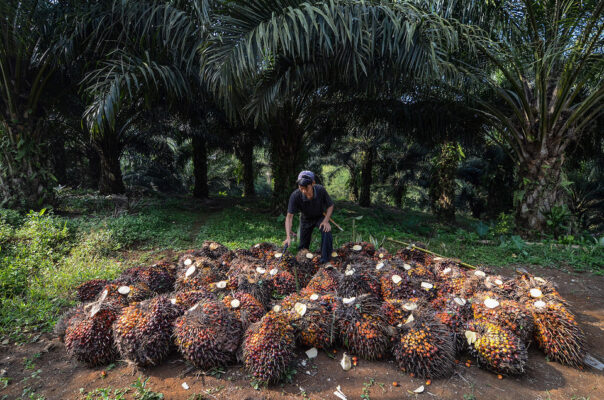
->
[[323, 213, 344, 231], [386, 237, 477, 270]]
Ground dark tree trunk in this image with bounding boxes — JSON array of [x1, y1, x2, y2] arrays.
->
[[192, 135, 209, 199], [515, 148, 564, 233], [270, 117, 304, 212], [94, 131, 125, 195], [347, 165, 359, 201], [0, 121, 54, 208], [87, 145, 100, 189], [234, 132, 256, 197], [51, 137, 67, 185], [429, 142, 459, 223], [393, 183, 406, 208], [359, 147, 374, 207]]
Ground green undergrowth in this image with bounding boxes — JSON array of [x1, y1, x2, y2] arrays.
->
[[0, 195, 601, 341]]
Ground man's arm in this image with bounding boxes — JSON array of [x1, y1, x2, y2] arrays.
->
[[283, 213, 295, 246], [319, 204, 334, 232]]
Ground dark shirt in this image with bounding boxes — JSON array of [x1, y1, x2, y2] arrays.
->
[[287, 184, 334, 223]]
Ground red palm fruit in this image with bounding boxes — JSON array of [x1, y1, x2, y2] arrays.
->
[[243, 311, 296, 385], [64, 303, 120, 366], [526, 297, 585, 368], [337, 264, 381, 298], [113, 296, 181, 367], [393, 314, 455, 379], [76, 279, 109, 302], [336, 294, 390, 360], [431, 259, 465, 282], [471, 292, 534, 344], [168, 289, 217, 313], [249, 242, 279, 260], [54, 305, 86, 342], [464, 319, 528, 375], [174, 300, 242, 370], [223, 292, 266, 327]]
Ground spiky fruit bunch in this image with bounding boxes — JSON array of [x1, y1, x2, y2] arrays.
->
[[338, 265, 381, 298], [483, 275, 516, 298], [471, 292, 534, 344], [527, 298, 585, 368], [283, 251, 317, 285], [340, 242, 376, 258], [175, 259, 226, 292], [302, 267, 341, 294], [373, 248, 391, 261], [270, 270, 297, 296], [380, 298, 426, 326], [120, 265, 176, 294], [54, 305, 86, 342], [285, 296, 335, 349], [113, 296, 181, 366], [404, 262, 437, 281], [64, 303, 120, 366], [249, 242, 279, 259], [433, 296, 472, 352], [223, 292, 266, 327], [431, 259, 464, 281], [464, 320, 528, 375], [227, 256, 266, 288], [459, 270, 488, 297], [235, 272, 273, 308], [95, 284, 133, 307], [393, 315, 455, 379], [174, 300, 242, 369], [243, 311, 296, 384], [337, 294, 390, 360], [76, 279, 109, 302], [395, 242, 431, 265], [514, 273, 562, 304], [169, 289, 217, 312], [199, 241, 229, 260]]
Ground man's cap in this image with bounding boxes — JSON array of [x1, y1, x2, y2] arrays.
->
[[296, 170, 315, 186]]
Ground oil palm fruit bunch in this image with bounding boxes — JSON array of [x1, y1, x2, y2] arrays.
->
[[373, 247, 391, 261], [110, 283, 154, 304], [459, 270, 488, 297], [235, 271, 273, 308], [94, 283, 134, 307], [337, 265, 381, 298], [483, 275, 516, 299], [471, 292, 534, 344], [404, 261, 437, 281], [268, 252, 307, 289], [169, 289, 217, 313], [175, 258, 226, 292], [223, 292, 266, 327], [464, 319, 528, 375], [199, 241, 229, 260], [395, 242, 431, 265], [433, 296, 472, 352], [226, 256, 265, 288], [113, 296, 181, 367], [336, 294, 390, 360], [393, 314, 455, 379], [243, 310, 296, 385], [288, 250, 319, 284], [64, 302, 120, 366], [174, 300, 243, 369], [431, 259, 464, 280], [54, 305, 86, 342], [340, 242, 376, 258], [117, 265, 176, 294], [302, 267, 341, 295], [288, 295, 336, 349], [76, 279, 109, 302], [514, 273, 563, 304], [270, 269, 297, 296], [249, 242, 279, 259], [526, 297, 585, 368], [381, 298, 427, 326]]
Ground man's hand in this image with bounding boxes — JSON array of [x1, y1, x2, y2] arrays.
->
[[283, 236, 292, 247], [319, 220, 331, 233]]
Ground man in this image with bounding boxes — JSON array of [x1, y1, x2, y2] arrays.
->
[[283, 170, 334, 263]]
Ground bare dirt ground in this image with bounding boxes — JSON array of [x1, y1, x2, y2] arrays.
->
[[1, 265, 603, 400]]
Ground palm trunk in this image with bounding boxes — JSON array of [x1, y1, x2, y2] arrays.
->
[[393, 183, 406, 208], [0, 121, 54, 208], [270, 118, 303, 212], [347, 165, 359, 201], [87, 145, 101, 189], [429, 142, 459, 223], [192, 135, 209, 199], [515, 150, 564, 233], [94, 131, 125, 195], [359, 147, 374, 207], [235, 133, 256, 197]]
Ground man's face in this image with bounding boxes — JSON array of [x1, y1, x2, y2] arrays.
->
[[299, 184, 314, 199]]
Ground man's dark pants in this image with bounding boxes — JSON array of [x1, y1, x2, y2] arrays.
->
[[298, 217, 333, 263]]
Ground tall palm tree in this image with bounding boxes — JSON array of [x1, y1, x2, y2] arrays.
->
[[468, 0, 604, 232]]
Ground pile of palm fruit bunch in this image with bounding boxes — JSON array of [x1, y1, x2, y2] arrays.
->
[[56, 239, 588, 384]]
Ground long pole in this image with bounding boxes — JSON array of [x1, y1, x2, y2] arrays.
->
[[386, 237, 477, 270]]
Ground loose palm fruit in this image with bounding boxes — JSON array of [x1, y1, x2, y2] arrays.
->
[[174, 300, 242, 370], [243, 311, 296, 384], [76, 279, 109, 302], [64, 303, 120, 366], [527, 298, 585, 368], [113, 296, 181, 366], [393, 315, 455, 379], [223, 292, 266, 327], [464, 320, 528, 375], [471, 292, 534, 344]]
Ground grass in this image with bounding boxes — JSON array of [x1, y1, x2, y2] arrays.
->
[[0, 194, 601, 340]]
